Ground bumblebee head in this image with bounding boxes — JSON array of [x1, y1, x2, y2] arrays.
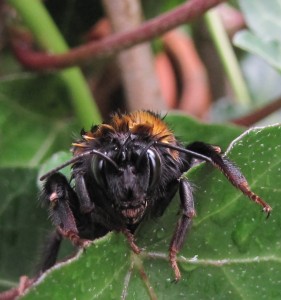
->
[[40, 111, 211, 224], [91, 137, 162, 224]]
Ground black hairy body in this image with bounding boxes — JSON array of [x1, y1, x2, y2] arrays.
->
[[40, 111, 271, 280]]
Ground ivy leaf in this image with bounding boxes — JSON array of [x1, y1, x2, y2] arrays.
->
[[234, 0, 281, 72], [0, 168, 50, 289], [0, 73, 77, 167], [0, 73, 77, 291], [165, 113, 243, 149], [21, 124, 281, 299]]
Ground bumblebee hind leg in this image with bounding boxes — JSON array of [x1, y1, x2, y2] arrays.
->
[[37, 229, 62, 273]]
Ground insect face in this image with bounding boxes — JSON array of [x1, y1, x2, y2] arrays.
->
[[91, 138, 162, 224]]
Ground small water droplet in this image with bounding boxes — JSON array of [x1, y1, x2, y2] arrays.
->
[[156, 227, 165, 239]]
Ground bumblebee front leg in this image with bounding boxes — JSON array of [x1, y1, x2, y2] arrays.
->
[[42, 173, 88, 247], [187, 142, 272, 216], [169, 178, 195, 281]]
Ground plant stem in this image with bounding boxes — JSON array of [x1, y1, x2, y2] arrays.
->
[[231, 95, 281, 126], [7, 0, 101, 126], [204, 8, 251, 105]]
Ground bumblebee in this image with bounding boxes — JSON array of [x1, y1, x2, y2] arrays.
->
[[40, 111, 271, 280]]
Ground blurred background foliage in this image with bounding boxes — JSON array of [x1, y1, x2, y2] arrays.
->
[[0, 0, 281, 299]]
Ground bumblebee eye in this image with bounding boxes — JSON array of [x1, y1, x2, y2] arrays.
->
[[147, 148, 161, 189], [91, 156, 106, 188]]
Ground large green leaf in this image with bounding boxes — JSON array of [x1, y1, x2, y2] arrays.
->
[[0, 168, 50, 288], [234, 0, 281, 72], [21, 124, 281, 299], [0, 73, 77, 291], [0, 73, 77, 167]]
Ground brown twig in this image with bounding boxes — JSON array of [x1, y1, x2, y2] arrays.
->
[[0, 276, 35, 300], [231, 97, 281, 126], [11, 0, 225, 70]]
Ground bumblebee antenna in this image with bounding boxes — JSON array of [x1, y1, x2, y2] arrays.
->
[[155, 142, 212, 163], [40, 149, 119, 181]]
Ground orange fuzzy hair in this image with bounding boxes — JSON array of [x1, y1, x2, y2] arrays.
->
[[72, 111, 178, 158]]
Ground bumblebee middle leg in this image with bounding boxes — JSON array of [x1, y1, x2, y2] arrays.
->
[[169, 178, 195, 281], [38, 229, 62, 273]]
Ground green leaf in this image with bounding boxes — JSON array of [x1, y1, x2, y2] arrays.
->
[[21, 124, 281, 299], [0, 73, 78, 291], [234, 30, 281, 72], [234, 0, 281, 72], [0, 168, 50, 290], [0, 73, 77, 167], [23, 234, 131, 300], [165, 113, 243, 149], [238, 0, 281, 40], [37, 151, 72, 187]]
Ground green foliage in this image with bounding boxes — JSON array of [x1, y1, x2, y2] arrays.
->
[[0, 73, 76, 290], [234, 0, 281, 72], [165, 114, 242, 149], [1, 73, 280, 298], [0, 168, 49, 286], [21, 124, 281, 299], [1, 1, 281, 299], [0, 74, 77, 167]]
